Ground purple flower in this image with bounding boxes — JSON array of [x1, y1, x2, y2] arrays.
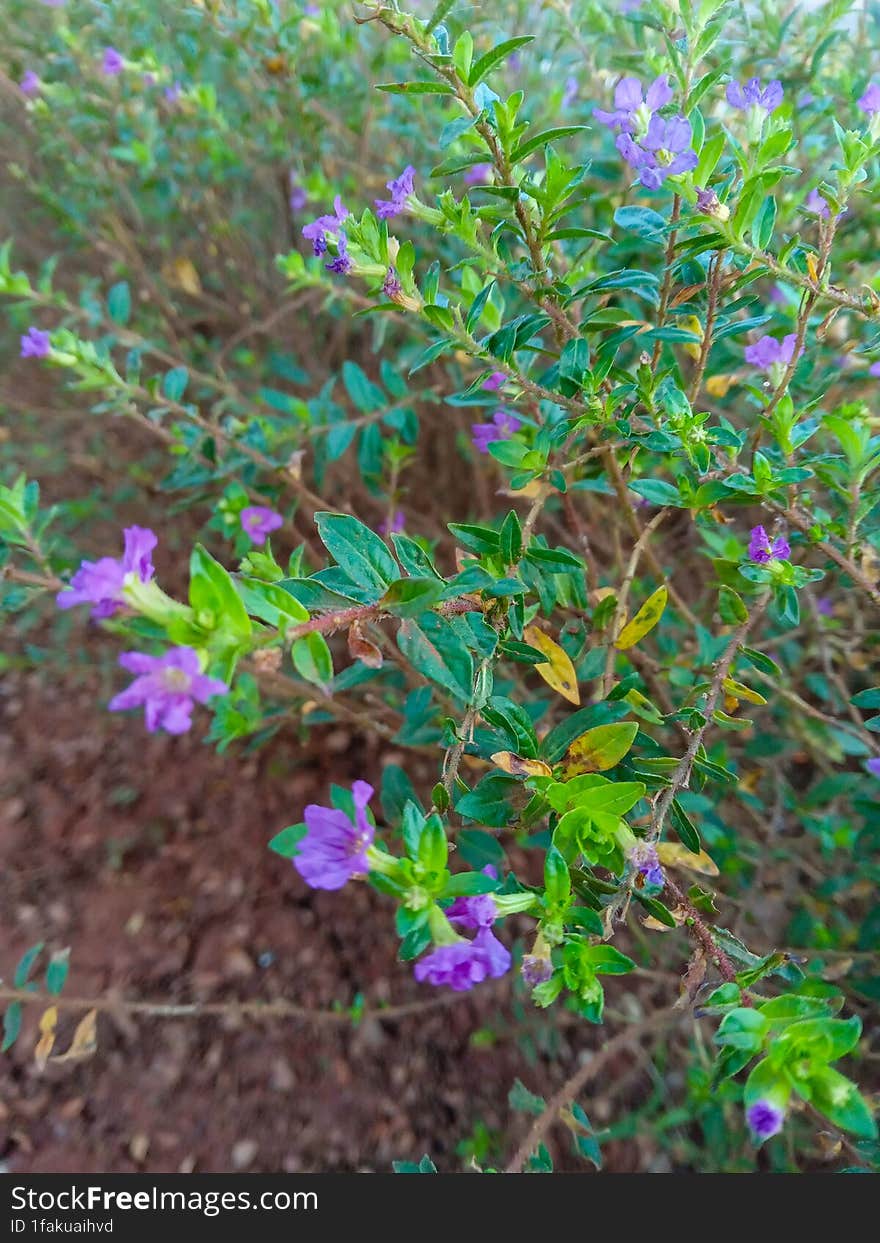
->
[[744, 333, 800, 372], [746, 1099, 785, 1143], [109, 646, 228, 735], [619, 113, 697, 189], [289, 178, 307, 212], [471, 410, 521, 453], [142, 73, 157, 87], [726, 78, 784, 114], [594, 75, 672, 133], [748, 525, 790, 564], [814, 596, 834, 617], [521, 955, 553, 987], [865, 757, 880, 778], [102, 48, 125, 77], [858, 83, 880, 118], [374, 166, 416, 220], [805, 188, 830, 219], [302, 195, 349, 257], [325, 232, 352, 275], [694, 186, 730, 221], [294, 780, 375, 890], [56, 525, 157, 619], [20, 327, 51, 358], [164, 81, 183, 104], [562, 76, 578, 109], [628, 840, 664, 888], [378, 509, 405, 536], [20, 70, 41, 97], [240, 505, 283, 545], [39, 0, 67, 5], [463, 163, 493, 186], [414, 928, 511, 992], [481, 370, 507, 391], [869, 361, 880, 377], [381, 266, 402, 299]]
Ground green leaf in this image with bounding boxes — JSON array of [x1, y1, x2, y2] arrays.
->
[[564, 722, 638, 774], [719, 586, 749, 625], [107, 281, 131, 325], [397, 613, 474, 701], [46, 949, 70, 997], [583, 945, 636, 975], [162, 366, 189, 403], [315, 512, 398, 598], [614, 205, 667, 242], [511, 126, 589, 164], [380, 577, 446, 618], [509, 1078, 546, 1115], [468, 36, 534, 86], [2, 1003, 22, 1053], [799, 1067, 878, 1139], [268, 823, 308, 857], [292, 632, 333, 686], [189, 545, 252, 638], [671, 799, 701, 853], [14, 941, 44, 988]]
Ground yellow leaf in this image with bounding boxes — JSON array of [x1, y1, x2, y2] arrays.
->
[[806, 253, 819, 283], [34, 1006, 57, 1071], [615, 585, 668, 651], [523, 625, 580, 704], [52, 1009, 98, 1064], [490, 751, 552, 778], [564, 721, 638, 775], [164, 256, 202, 296], [705, 373, 733, 398], [678, 315, 704, 361], [722, 677, 767, 706], [656, 842, 720, 876]]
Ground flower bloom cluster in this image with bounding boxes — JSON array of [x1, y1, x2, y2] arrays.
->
[[471, 410, 521, 453], [240, 505, 283, 545], [748, 525, 791, 564], [294, 780, 375, 890], [595, 75, 697, 188], [414, 880, 511, 992], [56, 525, 157, 619], [109, 647, 228, 735]]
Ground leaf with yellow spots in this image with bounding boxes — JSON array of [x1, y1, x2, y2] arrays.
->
[[656, 842, 719, 876], [722, 677, 767, 706], [523, 625, 580, 704], [491, 751, 552, 778], [52, 1008, 98, 1064], [163, 256, 202, 296], [563, 721, 638, 775], [34, 1006, 57, 1071], [705, 374, 733, 398], [614, 585, 667, 651]]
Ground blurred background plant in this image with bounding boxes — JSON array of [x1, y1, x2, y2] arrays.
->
[[0, 0, 878, 1174]]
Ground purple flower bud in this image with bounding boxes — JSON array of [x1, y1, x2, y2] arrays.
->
[[288, 178, 307, 212], [378, 509, 405, 536], [521, 955, 553, 987], [481, 371, 507, 391], [56, 526, 157, 619], [470, 410, 521, 454], [164, 81, 183, 104], [628, 840, 664, 889], [109, 646, 228, 735], [20, 327, 51, 358], [866, 757, 880, 778], [869, 361, 880, 378], [748, 525, 790, 564], [562, 76, 578, 109], [102, 47, 125, 77], [858, 82, 880, 118], [294, 781, 375, 890], [240, 505, 283, 545], [374, 166, 416, 220], [746, 1099, 785, 1142], [381, 266, 402, 299], [20, 70, 41, 97], [325, 232, 352, 275]]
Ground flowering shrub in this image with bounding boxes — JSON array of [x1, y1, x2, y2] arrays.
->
[[2, 0, 879, 1172]]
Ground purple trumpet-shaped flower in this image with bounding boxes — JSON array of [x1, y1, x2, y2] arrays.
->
[[102, 47, 124, 76], [301, 196, 349, 257], [628, 840, 664, 888], [866, 757, 880, 778], [294, 781, 375, 890], [726, 77, 784, 114], [20, 70, 41, 96], [374, 165, 416, 220], [56, 525, 157, 619], [20, 326, 51, 358], [109, 647, 228, 735], [748, 525, 791, 564], [744, 333, 800, 372], [618, 113, 697, 189], [240, 505, 283, 545], [414, 927, 511, 992], [325, 232, 352, 275], [594, 74, 672, 133], [858, 83, 880, 118], [471, 410, 521, 454], [746, 1100, 785, 1143]]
